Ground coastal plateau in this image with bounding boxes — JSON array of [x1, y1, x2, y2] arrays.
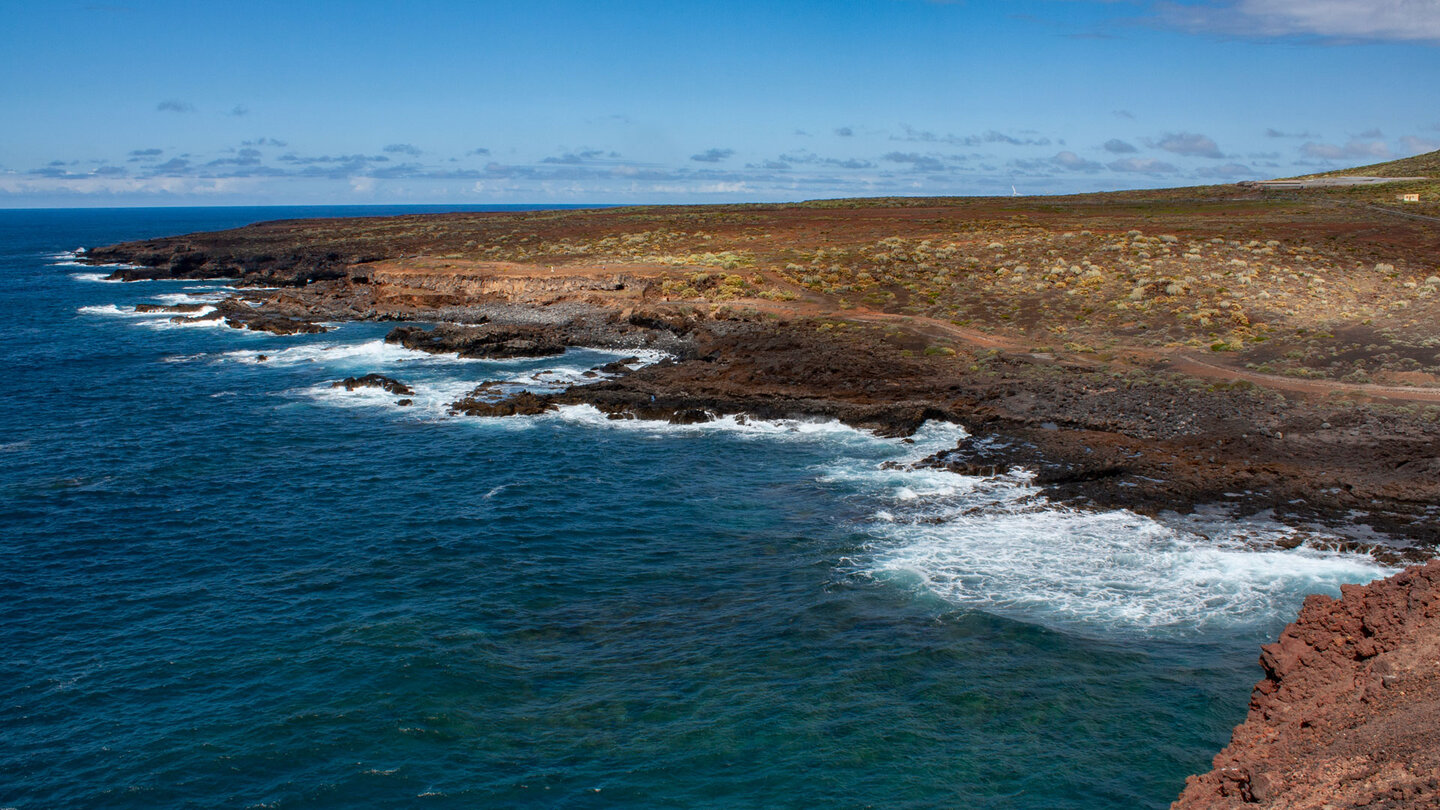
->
[[84, 154, 1440, 804]]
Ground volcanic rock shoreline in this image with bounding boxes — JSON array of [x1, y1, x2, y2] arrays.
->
[[83, 193, 1440, 805], [81, 203, 1440, 553]]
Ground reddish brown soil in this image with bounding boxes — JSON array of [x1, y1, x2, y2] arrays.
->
[[82, 193, 1440, 549], [1174, 560, 1440, 809], [83, 190, 1440, 806]]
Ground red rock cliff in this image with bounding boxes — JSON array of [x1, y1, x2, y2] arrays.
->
[[1174, 560, 1440, 809]]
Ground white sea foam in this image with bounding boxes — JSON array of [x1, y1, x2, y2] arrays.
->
[[227, 341, 668, 382], [301, 375, 478, 419], [77, 304, 158, 318], [223, 339, 488, 368], [80, 303, 225, 326], [514, 403, 1395, 635], [152, 291, 229, 305], [846, 461, 1392, 636], [54, 260, 122, 268], [540, 404, 901, 445], [69, 272, 123, 283], [138, 311, 229, 331]]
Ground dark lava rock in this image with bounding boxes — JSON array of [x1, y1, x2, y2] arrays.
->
[[395, 399, 413, 407], [331, 374, 415, 396], [597, 356, 641, 374], [213, 298, 329, 335], [228, 312, 329, 335], [449, 389, 555, 417], [913, 430, 1131, 486], [386, 324, 566, 359]]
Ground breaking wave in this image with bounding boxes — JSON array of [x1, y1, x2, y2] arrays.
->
[[839, 461, 1391, 636]]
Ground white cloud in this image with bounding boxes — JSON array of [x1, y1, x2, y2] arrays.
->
[[1161, 0, 1440, 42], [1053, 151, 1104, 172], [1149, 132, 1224, 158], [1399, 135, 1440, 154], [1300, 139, 1391, 160], [0, 173, 248, 196], [1108, 157, 1180, 173]]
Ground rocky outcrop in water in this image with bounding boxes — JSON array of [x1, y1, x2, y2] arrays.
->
[[209, 298, 329, 335], [331, 374, 415, 396], [449, 388, 555, 417], [134, 303, 209, 314], [1173, 560, 1440, 809]]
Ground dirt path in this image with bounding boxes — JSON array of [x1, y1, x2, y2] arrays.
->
[[813, 300, 1440, 403], [378, 259, 1440, 403], [1168, 352, 1440, 402]]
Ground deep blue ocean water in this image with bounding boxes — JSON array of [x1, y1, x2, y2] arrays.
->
[[0, 207, 1393, 809]]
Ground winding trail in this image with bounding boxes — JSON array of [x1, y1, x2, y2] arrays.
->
[[1168, 352, 1440, 402], [774, 290, 1440, 403]]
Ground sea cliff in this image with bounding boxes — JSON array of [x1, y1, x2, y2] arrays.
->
[[1174, 560, 1440, 808]]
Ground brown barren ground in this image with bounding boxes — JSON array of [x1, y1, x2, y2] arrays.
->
[[85, 185, 1440, 549], [86, 179, 1440, 806]]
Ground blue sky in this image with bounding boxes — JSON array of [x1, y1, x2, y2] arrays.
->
[[2, 0, 1437, 206]]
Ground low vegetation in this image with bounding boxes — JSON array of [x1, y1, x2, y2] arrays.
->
[[109, 152, 1440, 384]]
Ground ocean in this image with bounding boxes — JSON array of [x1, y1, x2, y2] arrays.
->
[[0, 207, 1391, 808]]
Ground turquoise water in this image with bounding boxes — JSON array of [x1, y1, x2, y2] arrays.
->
[[0, 208, 1391, 808]]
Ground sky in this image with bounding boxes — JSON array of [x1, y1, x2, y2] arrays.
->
[[1, 0, 1438, 207]]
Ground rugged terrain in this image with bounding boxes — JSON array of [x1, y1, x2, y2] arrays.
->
[[1174, 560, 1440, 809], [84, 170, 1440, 552], [83, 161, 1440, 804]]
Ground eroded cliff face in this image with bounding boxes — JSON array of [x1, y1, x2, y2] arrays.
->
[[1174, 560, 1440, 809]]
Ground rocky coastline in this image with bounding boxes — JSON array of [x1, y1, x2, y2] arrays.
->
[[1173, 560, 1440, 809], [82, 196, 1440, 805], [82, 212, 1440, 553]]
